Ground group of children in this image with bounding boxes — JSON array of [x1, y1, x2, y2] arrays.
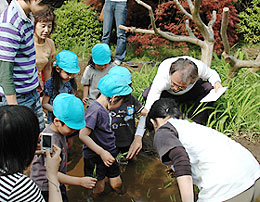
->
[[1, 0, 260, 202], [28, 40, 147, 200]]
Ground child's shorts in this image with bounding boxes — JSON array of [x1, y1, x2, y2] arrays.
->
[[84, 156, 121, 181]]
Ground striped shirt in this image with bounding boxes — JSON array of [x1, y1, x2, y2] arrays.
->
[[0, 0, 38, 94], [0, 173, 45, 202]]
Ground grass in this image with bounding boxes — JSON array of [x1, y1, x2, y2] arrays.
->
[[207, 52, 260, 137]]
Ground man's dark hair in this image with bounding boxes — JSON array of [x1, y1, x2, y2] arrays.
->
[[169, 58, 199, 84], [0, 105, 40, 175], [146, 98, 182, 132], [39, 0, 65, 9]]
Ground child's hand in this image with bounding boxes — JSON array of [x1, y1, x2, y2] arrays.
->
[[82, 96, 89, 105], [127, 135, 142, 159], [80, 177, 97, 189], [100, 150, 115, 167]]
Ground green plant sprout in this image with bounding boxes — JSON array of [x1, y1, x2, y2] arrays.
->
[[116, 152, 129, 165], [92, 163, 97, 178]]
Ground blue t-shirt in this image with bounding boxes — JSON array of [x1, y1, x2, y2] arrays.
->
[[83, 101, 117, 159], [43, 78, 76, 123]]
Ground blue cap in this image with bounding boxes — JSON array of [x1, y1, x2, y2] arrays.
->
[[53, 93, 86, 130], [92, 43, 111, 65], [98, 74, 132, 97], [54, 50, 80, 74], [109, 66, 132, 85]]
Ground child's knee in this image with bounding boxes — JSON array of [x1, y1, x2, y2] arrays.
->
[[110, 176, 122, 190], [93, 180, 105, 195]]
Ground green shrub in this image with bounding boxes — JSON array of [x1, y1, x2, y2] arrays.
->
[[51, 0, 103, 54], [207, 53, 260, 137], [237, 0, 260, 43]]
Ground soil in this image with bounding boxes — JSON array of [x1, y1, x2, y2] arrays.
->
[[234, 136, 260, 163]]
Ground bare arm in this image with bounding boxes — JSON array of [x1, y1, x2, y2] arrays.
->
[[176, 175, 194, 202], [82, 85, 89, 104], [126, 107, 148, 159], [45, 145, 62, 202], [42, 55, 53, 82], [57, 172, 96, 189], [42, 95, 53, 112], [98, 5, 104, 21], [79, 127, 115, 167]]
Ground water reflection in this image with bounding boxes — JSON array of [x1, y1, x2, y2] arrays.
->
[[67, 146, 181, 202]]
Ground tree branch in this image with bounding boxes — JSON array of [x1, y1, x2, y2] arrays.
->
[[220, 7, 230, 56], [208, 10, 216, 28], [174, 0, 192, 20], [186, 0, 194, 12], [119, 25, 205, 47], [185, 19, 196, 38], [119, 25, 155, 34], [191, 0, 213, 41], [135, 0, 159, 34], [225, 56, 260, 77]]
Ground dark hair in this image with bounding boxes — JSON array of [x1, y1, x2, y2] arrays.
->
[[169, 58, 199, 84], [107, 94, 131, 104], [52, 115, 65, 125], [0, 105, 40, 175], [34, 8, 55, 34], [39, 0, 65, 9], [146, 98, 182, 132], [51, 67, 77, 97], [87, 56, 114, 69]]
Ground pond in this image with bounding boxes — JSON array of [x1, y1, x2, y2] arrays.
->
[[66, 137, 183, 202]]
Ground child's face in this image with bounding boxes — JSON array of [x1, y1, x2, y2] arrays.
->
[[56, 67, 76, 82], [95, 64, 108, 71], [57, 122, 77, 136], [35, 21, 52, 40], [107, 96, 124, 110]]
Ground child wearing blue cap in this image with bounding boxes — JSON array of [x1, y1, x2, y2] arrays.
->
[[79, 74, 132, 196], [81, 43, 115, 107], [108, 66, 148, 160], [42, 50, 80, 124], [31, 93, 97, 202]]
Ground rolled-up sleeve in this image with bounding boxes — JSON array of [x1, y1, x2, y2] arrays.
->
[[0, 60, 16, 95]]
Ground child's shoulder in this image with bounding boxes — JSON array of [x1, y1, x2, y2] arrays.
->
[[44, 78, 53, 88], [126, 94, 142, 105], [86, 101, 103, 112]]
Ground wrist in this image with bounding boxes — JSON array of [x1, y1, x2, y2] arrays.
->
[[134, 135, 142, 141], [96, 147, 105, 156]]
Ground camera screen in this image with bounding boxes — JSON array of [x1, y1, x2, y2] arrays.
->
[[42, 135, 51, 148]]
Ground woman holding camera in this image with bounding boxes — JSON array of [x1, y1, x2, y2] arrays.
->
[[0, 105, 62, 202]]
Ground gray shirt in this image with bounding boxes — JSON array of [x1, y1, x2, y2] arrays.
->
[[81, 63, 114, 106], [30, 125, 68, 191]]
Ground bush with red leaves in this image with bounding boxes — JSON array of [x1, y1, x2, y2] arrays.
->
[[128, 0, 239, 56]]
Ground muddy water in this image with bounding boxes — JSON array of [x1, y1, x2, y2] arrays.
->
[[66, 138, 182, 202]]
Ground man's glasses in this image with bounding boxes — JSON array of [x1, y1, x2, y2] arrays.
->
[[170, 80, 187, 91]]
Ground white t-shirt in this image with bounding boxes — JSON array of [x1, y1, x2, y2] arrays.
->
[[167, 118, 260, 202]]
